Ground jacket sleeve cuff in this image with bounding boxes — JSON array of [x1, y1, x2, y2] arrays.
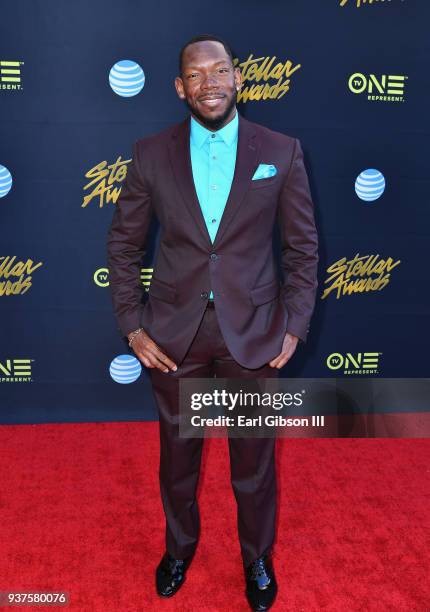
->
[[286, 318, 310, 344], [118, 309, 144, 339]]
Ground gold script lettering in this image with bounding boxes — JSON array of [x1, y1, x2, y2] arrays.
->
[[321, 254, 401, 300], [0, 256, 43, 296], [82, 156, 131, 208], [233, 55, 301, 102]]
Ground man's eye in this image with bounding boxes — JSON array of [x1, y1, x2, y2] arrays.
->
[[218, 68, 228, 73]]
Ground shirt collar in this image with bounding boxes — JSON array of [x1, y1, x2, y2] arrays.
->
[[190, 110, 239, 148]]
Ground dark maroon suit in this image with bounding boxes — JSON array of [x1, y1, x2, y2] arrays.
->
[[106, 112, 318, 565]]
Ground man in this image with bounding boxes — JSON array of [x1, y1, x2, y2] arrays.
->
[[107, 34, 318, 611]]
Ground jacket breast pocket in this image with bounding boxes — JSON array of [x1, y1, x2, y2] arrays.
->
[[148, 277, 177, 303], [249, 176, 279, 190], [249, 279, 280, 306]]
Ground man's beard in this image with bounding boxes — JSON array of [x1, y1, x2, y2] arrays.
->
[[185, 90, 237, 131]]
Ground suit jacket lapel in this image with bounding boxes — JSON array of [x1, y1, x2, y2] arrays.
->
[[212, 113, 261, 249], [168, 112, 261, 250], [168, 116, 212, 248]]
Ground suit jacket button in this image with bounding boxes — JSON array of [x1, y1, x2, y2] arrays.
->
[[200, 291, 208, 300], [210, 253, 218, 261]]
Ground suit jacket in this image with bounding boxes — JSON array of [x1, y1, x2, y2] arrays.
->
[[106, 111, 318, 369]]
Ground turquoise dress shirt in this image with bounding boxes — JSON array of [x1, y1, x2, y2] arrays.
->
[[190, 111, 239, 300]]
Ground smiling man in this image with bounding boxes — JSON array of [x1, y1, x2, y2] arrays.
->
[[107, 34, 319, 611]]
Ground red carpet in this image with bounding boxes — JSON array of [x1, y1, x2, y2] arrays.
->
[[0, 423, 428, 611]]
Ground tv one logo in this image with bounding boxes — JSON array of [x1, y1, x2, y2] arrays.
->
[[0, 359, 33, 382], [348, 73, 407, 102], [93, 267, 153, 290], [326, 352, 381, 375], [0, 60, 23, 91]]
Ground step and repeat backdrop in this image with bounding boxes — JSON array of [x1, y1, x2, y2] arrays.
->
[[0, 0, 428, 423]]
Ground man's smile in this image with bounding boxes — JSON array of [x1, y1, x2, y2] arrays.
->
[[198, 94, 225, 108]]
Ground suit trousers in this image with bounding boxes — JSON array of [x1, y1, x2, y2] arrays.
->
[[148, 301, 279, 567]]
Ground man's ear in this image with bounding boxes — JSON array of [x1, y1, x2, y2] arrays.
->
[[234, 66, 242, 91], [174, 76, 185, 99]]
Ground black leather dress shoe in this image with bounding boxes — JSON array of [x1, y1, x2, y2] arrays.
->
[[155, 551, 193, 597], [244, 553, 278, 611]]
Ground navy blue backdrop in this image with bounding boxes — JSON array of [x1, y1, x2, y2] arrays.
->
[[0, 0, 428, 423]]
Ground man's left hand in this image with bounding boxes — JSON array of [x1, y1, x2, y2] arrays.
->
[[269, 332, 299, 369]]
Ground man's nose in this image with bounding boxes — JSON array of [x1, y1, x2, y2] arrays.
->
[[200, 73, 219, 90]]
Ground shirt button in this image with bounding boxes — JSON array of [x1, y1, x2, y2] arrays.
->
[[212, 155, 217, 160], [211, 218, 217, 223], [211, 133, 216, 139], [211, 184, 217, 190]]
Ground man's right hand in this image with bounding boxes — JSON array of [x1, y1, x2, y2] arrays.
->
[[128, 329, 178, 373]]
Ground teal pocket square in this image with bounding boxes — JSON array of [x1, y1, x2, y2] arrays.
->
[[252, 164, 277, 180]]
